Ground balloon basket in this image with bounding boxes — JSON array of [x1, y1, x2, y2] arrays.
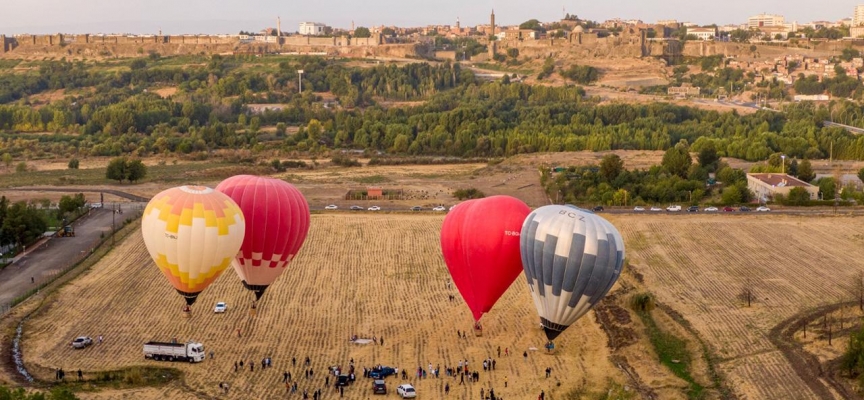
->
[[473, 327, 483, 337], [544, 342, 557, 355], [181, 311, 191, 319], [249, 308, 257, 317]]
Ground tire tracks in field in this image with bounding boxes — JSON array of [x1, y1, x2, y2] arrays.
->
[[770, 302, 861, 400]]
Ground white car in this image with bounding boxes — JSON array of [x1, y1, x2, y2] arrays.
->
[[432, 206, 446, 212], [214, 302, 227, 313], [396, 384, 416, 398], [704, 207, 719, 212], [71, 336, 93, 349], [89, 203, 103, 209], [368, 206, 381, 211], [633, 206, 645, 212], [756, 206, 771, 212], [650, 207, 662, 212], [666, 205, 681, 212], [325, 205, 338, 210]]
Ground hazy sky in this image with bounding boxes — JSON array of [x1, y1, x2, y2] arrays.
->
[[1, 0, 861, 34]]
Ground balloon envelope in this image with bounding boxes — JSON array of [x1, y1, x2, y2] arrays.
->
[[141, 186, 245, 305], [216, 175, 311, 300], [520, 205, 624, 340], [440, 195, 531, 321]]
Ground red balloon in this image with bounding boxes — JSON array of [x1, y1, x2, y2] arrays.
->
[[440, 195, 531, 321], [216, 175, 310, 300]]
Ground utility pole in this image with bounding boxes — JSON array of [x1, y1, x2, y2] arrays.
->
[[112, 203, 116, 247]]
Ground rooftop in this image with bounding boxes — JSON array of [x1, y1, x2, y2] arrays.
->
[[748, 173, 814, 187]]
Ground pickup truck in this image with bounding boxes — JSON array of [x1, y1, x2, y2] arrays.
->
[[143, 341, 205, 363]]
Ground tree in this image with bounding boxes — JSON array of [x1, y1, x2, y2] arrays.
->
[[15, 162, 28, 173], [519, 19, 544, 31], [380, 28, 395, 37], [816, 177, 836, 200], [697, 141, 719, 171], [68, 158, 79, 169], [857, 167, 864, 185], [126, 159, 147, 182], [354, 27, 371, 38], [130, 59, 147, 70], [453, 188, 485, 200], [789, 159, 798, 177], [662, 144, 692, 178], [2, 153, 11, 168], [58, 193, 85, 214], [797, 159, 815, 182], [506, 48, 519, 59], [721, 185, 742, 205], [599, 154, 624, 183], [106, 157, 128, 182], [786, 187, 811, 205]]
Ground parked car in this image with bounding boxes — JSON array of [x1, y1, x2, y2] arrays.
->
[[213, 302, 227, 313], [704, 207, 719, 212], [650, 207, 663, 212], [325, 205, 338, 210], [633, 206, 645, 212], [72, 336, 93, 349], [756, 206, 770, 212], [432, 206, 446, 212], [89, 203, 103, 209], [396, 384, 417, 398], [410, 206, 422, 211], [687, 206, 699, 212], [723, 206, 735, 212], [739, 206, 751, 212], [350, 205, 364, 211], [368, 206, 381, 211], [334, 374, 352, 387], [592, 206, 604, 212], [368, 367, 397, 379], [372, 379, 387, 394], [666, 205, 681, 212]]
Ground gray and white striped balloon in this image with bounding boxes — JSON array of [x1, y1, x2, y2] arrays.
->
[[520, 205, 625, 341]]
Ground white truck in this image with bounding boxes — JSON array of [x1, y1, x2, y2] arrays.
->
[[143, 341, 205, 363]]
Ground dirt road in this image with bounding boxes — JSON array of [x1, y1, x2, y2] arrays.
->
[[0, 207, 121, 306]]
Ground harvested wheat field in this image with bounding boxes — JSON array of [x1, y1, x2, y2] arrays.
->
[[608, 213, 864, 400], [23, 214, 624, 399]]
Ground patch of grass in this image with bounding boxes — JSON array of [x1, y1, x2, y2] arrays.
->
[[0, 162, 239, 188], [54, 366, 180, 391], [638, 310, 704, 399], [355, 175, 391, 184]]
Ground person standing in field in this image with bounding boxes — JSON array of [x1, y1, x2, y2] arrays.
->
[[497, 346, 501, 357]]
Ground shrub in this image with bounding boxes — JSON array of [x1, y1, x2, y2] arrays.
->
[[331, 154, 361, 167], [453, 188, 485, 200], [68, 158, 79, 169]]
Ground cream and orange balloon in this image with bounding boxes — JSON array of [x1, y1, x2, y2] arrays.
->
[[141, 186, 245, 306]]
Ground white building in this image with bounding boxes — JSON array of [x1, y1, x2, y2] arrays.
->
[[748, 14, 785, 28], [855, 5, 864, 27], [299, 22, 327, 35], [687, 27, 717, 41]]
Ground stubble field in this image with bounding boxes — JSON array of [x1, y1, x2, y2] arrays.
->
[[22, 214, 621, 399], [608, 213, 864, 400]]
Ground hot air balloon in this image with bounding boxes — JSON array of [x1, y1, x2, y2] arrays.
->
[[141, 186, 245, 308], [520, 205, 624, 342], [440, 195, 531, 331], [216, 175, 310, 301]]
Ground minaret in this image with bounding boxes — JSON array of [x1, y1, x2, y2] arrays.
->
[[490, 9, 496, 36], [352, 21, 355, 31], [457, 17, 461, 30], [277, 17, 281, 37]]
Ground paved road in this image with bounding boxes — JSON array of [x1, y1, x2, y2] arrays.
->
[[0, 207, 121, 306]]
